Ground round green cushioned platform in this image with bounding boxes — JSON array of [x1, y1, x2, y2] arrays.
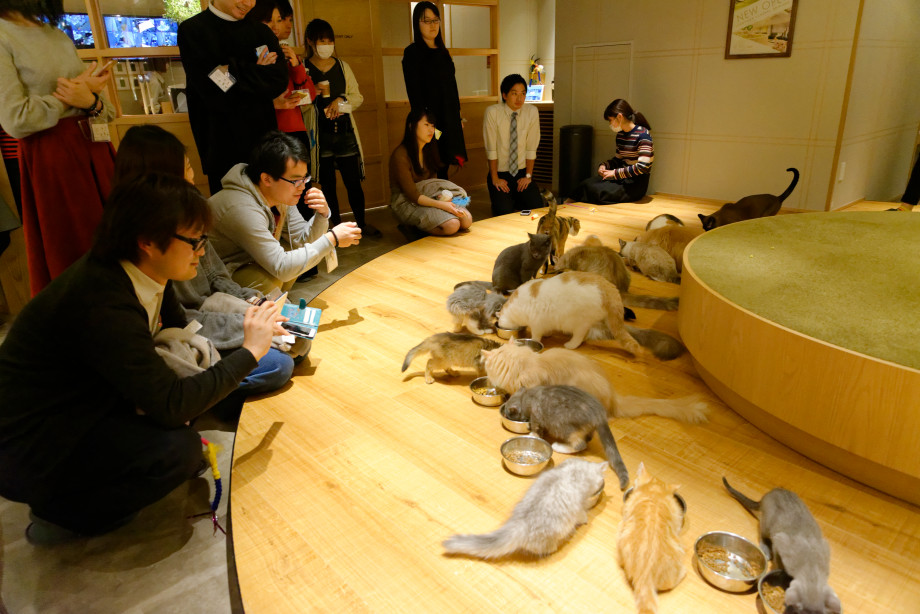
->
[[685, 211, 920, 370]]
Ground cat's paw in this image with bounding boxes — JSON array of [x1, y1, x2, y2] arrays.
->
[[563, 339, 584, 350], [552, 442, 578, 454]]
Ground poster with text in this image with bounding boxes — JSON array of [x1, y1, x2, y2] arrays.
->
[[726, 0, 798, 59]]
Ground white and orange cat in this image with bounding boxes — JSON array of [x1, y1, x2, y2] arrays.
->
[[481, 343, 708, 423], [618, 463, 686, 614]]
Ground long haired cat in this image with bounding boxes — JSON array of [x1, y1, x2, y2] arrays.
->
[[636, 225, 701, 273], [618, 240, 680, 284], [555, 235, 678, 311], [535, 189, 581, 273], [402, 333, 500, 384], [442, 459, 607, 559], [618, 463, 686, 614], [482, 343, 708, 422], [645, 214, 684, 231], [698, 168, 799, 231], [491, 233, 553, 294], [446, 281, 506, 335], [502, 385, 630, 489], [723, 478, 841, 614]]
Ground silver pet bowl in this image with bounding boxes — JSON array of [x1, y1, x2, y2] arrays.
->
[[512, 338, 543, 352], [758, 570, 793, 614], [500, 436, 552, 476], [499, 404, 531, 433], [495, 324, 524, 340], [585, 484, 605, 509], [470, 377, 509, 407], [694, 531, 766, 593]]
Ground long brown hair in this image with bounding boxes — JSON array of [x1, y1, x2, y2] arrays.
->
[[603, 99, 651, 130], [400, 108, 442, 175]]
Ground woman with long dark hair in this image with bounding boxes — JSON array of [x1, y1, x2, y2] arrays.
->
[[388, 109, 472, 236], [566, 99, 654, 205], [401, 2, 466, 178], [0, 0, 116, 295]]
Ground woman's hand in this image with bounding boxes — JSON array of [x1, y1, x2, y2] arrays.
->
[[330, 222, 362, 247], [601, 169, 618, 181], [273, 91, 301, 110], [281, 45, 300, 66], [73, 61, 113, 93], [53, 77, 96, 109], [303, 187, 329, 218], [241, 301, 284, 361], [324, 97, 344, 119], [256, 49, 278, 66], [597, 163, 608, 177]]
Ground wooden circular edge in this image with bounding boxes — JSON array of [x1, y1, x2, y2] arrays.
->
[[679, 250, 920, 507]]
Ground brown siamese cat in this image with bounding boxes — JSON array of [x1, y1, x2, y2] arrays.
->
[[698, 168, 799, 231]]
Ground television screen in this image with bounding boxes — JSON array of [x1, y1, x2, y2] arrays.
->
[[58, 14, 94, 49], [104, 15, 179, 48]]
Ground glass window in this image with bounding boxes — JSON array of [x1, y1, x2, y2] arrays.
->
[[453, 56, 490, 97], [442, 4, 491, 49], [100, 0, 195, 48], [113, 57, 187, 115]]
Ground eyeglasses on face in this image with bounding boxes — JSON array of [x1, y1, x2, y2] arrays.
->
[[420, 18, 440, 25], [173, 233, 209, 251], [278, 175, 312, 188]]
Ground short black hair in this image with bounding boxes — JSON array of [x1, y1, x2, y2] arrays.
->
[[91, 174, 211, 264], [246, 0, 292, 24], [0, 0, 63, 23], [304, 18, 334, 58], [244, 131, 309, 184], [113, 124, 186, 185], [500, 74, 527, 97]]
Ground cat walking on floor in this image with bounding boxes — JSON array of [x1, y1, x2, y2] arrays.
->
[[618, 463, 687, 614], [723, 477, 841, 614], [698, 167, 799, 231], [535, 189, 581, 273], [442, 459, 607, 559], [491, 233, 553, 294], [502, 385, 630, 489], [401, 333, 500, 384]]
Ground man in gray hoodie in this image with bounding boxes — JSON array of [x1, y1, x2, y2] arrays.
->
[[209, 131, 362, 293]]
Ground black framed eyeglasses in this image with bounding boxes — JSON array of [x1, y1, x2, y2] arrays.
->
[[420, 18, 440, 25], [278, 175, 311, 188], [174, 233, 209, 251]]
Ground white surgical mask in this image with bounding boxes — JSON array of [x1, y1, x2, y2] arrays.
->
[[610, 122, 621, 134], [316, 44, 334, 59]]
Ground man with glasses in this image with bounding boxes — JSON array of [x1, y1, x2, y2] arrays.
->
[[0, 174, 282, 544], [209, 131, 362, 294]]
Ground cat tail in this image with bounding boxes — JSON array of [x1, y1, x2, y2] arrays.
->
[[621, 293, 679, 311], [453, 280, 494, 291], [614, 393, 709, 423], [722, 477, 762, 514], [401, 341, 428, 372], [596, 422, 630, 490], [442, 523, 525, 559], [633, 578, 659, 614], [778, 167, 800, 203], [624, 326, 685, 360]]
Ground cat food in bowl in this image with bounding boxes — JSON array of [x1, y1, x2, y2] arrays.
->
[[757, 570, 793, 614], [495, 324, 524, 340], [513, 338, 543, 352], [470, 377, 509, 407], [585, 484, 605, 509], [500, 436, 552, 476], [499, 404, 530, 433], [694, 531, 766, 592]]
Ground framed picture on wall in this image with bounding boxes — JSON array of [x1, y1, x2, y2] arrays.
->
[[115, 76, 130, 91], [114, 60, 128, 75], [725, 0, 798, 59]]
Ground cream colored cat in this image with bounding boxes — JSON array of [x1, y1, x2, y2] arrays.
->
[[636, 225, 702, 273], [618, 239, 680, 284], [618, 463, 686, 614]]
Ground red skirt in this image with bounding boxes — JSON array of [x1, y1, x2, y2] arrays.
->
[[19, 116, 115, 295]]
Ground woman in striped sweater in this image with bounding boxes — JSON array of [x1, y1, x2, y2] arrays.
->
[[567, 99, 654, 205]]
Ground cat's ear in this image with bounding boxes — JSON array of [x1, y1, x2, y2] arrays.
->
[[618, 238, 626, 250], [697, 214, 707, 224], [481, 349, 493, 358], [596, 461, 610, 472], [636, 462, 646, 477]]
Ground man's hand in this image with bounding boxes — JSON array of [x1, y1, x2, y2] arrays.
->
[[256, 49, 278, 66], [492, 177, 510, 193], [331, 222, 362, 247], [241, 301, 283, 361], [516, 176, 532, 192], [303, 187, 330, 218]]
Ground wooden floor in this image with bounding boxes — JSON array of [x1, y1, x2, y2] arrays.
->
[[231, 196, 920, 613]]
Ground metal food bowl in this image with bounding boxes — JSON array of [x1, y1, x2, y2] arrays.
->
[[757, 570, 793, 614], [469, 377, 509, 407], [585, 484, 605, 509], [512, 338, 543, 352], [495, 325, 524, 340], [694, 531, 766, 593], [500, 436, 552, 476], [499, 404, 531, 433]]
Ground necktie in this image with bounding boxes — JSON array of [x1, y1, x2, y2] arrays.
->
[[508, 111, 518, 175]]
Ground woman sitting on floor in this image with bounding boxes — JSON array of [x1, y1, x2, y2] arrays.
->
[[388, 108, 473, 236], [566, 98, 654, 205]]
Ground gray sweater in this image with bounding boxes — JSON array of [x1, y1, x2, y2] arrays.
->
[[0, 19, 114, 138], [209, 163, 332, 282], [172, 246, 261, 350]]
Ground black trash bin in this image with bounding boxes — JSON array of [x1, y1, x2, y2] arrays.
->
[[558, 124, 594, 200]]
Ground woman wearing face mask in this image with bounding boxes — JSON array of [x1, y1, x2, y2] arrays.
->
[[401, 2, 466, 180], [302, 19, 380, 238], [566, 99, 654, 205]]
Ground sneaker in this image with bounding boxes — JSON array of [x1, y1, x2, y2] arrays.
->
[[360, 224, 382, 238]]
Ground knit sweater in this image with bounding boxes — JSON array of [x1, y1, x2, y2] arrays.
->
[[0, 19, 114, 139], [606, 125, 654, 180], [208, 163, 332, 282]]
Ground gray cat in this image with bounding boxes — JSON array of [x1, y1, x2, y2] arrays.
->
[[699, 168, 799, 231], [502, 385, 629, 490], [446, 281, 506, 335], [491, 233, 552, 294], [442, 459, 607, 559], [723, 477, 842, 614], [402, 333, 501, 384]]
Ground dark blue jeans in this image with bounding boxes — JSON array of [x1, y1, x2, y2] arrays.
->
[[237, 348, 294, 395]]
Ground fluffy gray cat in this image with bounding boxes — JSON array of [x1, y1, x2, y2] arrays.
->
[[446, 281, 506, 335], [491, 233, 552, 294], [401, 333, 501, 384], [723, 477, 842, 614], [502, 385, 630, 489], [443, 459, 607, 559]]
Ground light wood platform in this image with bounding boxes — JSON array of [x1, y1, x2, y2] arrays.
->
[[231, 197, 920, 613]]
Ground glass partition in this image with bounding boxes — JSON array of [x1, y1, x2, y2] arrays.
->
[[113, 57, 187, 115]]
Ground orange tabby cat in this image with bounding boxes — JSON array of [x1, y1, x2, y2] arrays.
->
[[636, 225, 702, 273], [618, 463, 686, 614]]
